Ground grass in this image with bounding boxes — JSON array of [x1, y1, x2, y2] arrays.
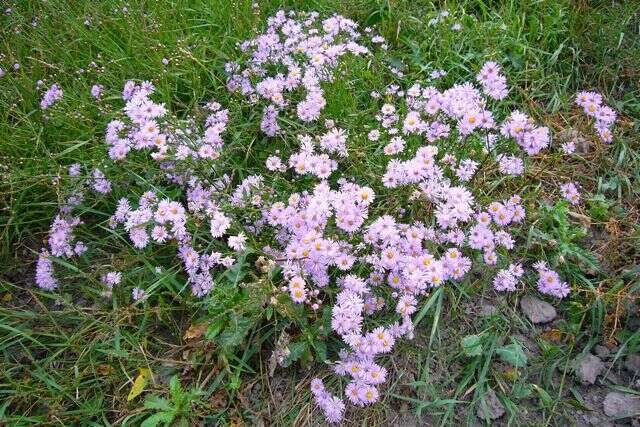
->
[[1, 0, 639, 425]]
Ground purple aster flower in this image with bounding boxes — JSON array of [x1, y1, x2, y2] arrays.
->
[[35, 251, 58, 290], [91, 84, 103, 98], [40, 84, 63, 109]]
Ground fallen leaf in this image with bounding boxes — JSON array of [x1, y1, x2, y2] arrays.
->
[[539, 329, 563, 343], [96, 364, 111, 375], [127, 368, 151, 401], [210, 389, 227, 410], [2, 293, 12, 302], [502, 367, 519, 381], [184, 323, 209, 340], [227, 416, 245, 427]]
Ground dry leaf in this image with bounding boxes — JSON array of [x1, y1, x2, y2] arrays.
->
[[227, 416, 245, 427], [184, 323, 209, 340], [210, 389, 227, 410], [96, 364, 111, 375], [502, 367, 519, 381], [539, 329, 563, 343]]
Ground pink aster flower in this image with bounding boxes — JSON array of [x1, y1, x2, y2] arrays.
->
[[35, 251, 58, 290], [210, 211, 231, 238], [560, 182, 580, 205], [92, 168, 112, 194], [493, 268, 518, 292], [132, 287, 147, 301], [497, 154, 524, 176], [228, 233, 247, 252], [536, 266, 570, 298], [561, 140, 576, 154], [91, 84, 104, 98], [101, 271, 122, 288]]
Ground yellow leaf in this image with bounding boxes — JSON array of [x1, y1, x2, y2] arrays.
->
[[2, 293, 12, 302], [127, 368, 151, 401]]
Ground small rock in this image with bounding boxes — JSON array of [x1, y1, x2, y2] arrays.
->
[[594, 345, 610, 359], [478, 304, 497, 317], [575, 354, 605, 384], [520, 295, 556, 324], [603, 392, 640, 418], [624, 354, 640, 374], [389, 410, 421, 427], [588, 414, 613, 427], [476, 388, 505, 421]]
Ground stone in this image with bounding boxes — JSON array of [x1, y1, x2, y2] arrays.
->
[[575, 354, 605, 385], [520, 295, 556, 324], [594, 345, 610, 359], [624, 354, 640, 374], [603, 392, 640, 418], [478, 304, 497, 317], [476, 388, 505, 421]]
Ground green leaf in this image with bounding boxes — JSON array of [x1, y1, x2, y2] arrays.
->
[[496, 342, 528, 367], [281, 341, 308, 367], [461, 334, 483, 357], [227, 374, 241, 391], [532, 384, 553, 407], [144, 395, 172, 411], [224, 250, 252, 285], [318, 306, 332, 337], [169, 376, 183, 402], [512, 383, 532, 399], [414, 287, 443, 327], [313, 340, 327, 362], [205, 318, 226, 340], [141, 412, 175, 427], [388, 56, 405, 71], [219, 314, 253, 351]]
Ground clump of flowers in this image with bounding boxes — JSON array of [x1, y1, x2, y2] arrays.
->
[[493, 263, 524, 292], [476, 61, 508, 100], [92, 168, 112, 194], [500, 111, 550, 155], [288, 134, 339, 178], [310, 379, 345, 423], [35, 214, 86, 290], [35, 251, 58, 290], [224, 10, 375, 134], [132, 287, 147, 301], [575, 91, 617, 143], [30, 10, 609, 424]]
